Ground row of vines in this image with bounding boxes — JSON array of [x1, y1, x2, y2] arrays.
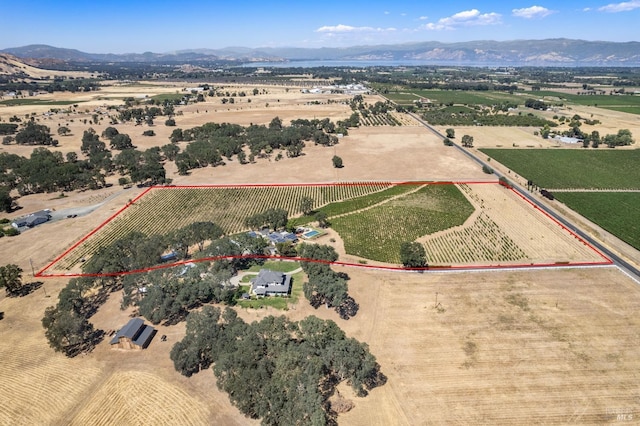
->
[[423, 211, 527, 264], [359, 113, 403, 126], [55, 183, 393, 269], [331, 185, 475, 264]]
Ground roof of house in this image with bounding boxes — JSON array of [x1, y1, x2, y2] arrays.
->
[[250, 269, 292, 296], [12, 210, 51, 227], [110, 318, 156, 348]]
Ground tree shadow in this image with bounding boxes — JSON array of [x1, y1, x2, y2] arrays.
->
[[9, 281, 43, 297], [65, 329, 105, 358], [82, 287, 110, 319], [336, 296, 359, 320]]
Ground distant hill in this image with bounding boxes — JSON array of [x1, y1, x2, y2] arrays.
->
[[0, 53, 96, 79], [3, 39, 640, 66], [0, 53, 60, 78]]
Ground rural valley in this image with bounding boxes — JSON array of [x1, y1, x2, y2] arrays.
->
[[1, 44, 640, 425]]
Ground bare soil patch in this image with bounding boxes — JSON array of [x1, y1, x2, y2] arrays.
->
[[334, 266, 640, 425]]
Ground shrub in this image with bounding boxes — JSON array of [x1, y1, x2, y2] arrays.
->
[[482, 165, 494, 174], [4, 227, 19, 236]]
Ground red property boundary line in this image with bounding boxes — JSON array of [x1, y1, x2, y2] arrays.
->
[[35, 180, 612, 278]]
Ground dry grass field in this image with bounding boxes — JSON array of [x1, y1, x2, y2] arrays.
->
[[1, 82, 640, 425]]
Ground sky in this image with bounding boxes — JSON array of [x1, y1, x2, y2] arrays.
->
[[1, 0, 639, 53]]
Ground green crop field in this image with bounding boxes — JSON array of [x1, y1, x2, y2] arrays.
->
[[384, 89, 522, 106], [480, 149, 640, 190], [531, 90, 640, 113], [555, 192, 640, 250], [150, 93, 185, 102], [55, 184, 394, 269], [331, 184, 474, 264], [0, 99, 80, 106], [605, 106, 640, 115]]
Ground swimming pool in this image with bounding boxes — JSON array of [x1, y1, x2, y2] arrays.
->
[[303, 230, 320, 238]]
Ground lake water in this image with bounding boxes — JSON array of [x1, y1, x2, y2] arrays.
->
[[241, 59, 603, 68]]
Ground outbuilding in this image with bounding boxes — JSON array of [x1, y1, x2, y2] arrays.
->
[[110, 318, 156, 350]]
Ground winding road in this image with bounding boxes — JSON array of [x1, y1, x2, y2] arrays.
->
[[408, 112, 640, 283]]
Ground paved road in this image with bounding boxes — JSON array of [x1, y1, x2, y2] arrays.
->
[[409, 112, 640, 283], [53, 188, 132, 220]]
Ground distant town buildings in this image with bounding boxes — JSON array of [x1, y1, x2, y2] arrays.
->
[[301, 83, 370, 95]]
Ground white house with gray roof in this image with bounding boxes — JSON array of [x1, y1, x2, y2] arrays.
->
[[250, 269, 292, 297]]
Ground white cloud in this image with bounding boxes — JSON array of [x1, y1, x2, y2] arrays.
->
[[384, 11, 390, 15], [315, 24, 396, 33], [424, 9, 502, 30], [512, 6, 555, 19], [583, 7, 592, 11], [598, 0, 640, 12], [419, 16, 429, 20]]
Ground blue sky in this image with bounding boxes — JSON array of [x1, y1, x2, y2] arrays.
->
[[2, 1, 639, 53]]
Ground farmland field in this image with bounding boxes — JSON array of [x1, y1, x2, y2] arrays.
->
[[330, 184, 475, 264], [531, 90, 640, 113], [383, 89, 523, 106], [480, 149, 640, 189], [291, 183, 419, 227], [0, 98, 80, 106], [555, 192, 640, 250], [52, 183, 394, 270], [45, 181, 610, 273], [2, 77, 639, 426]]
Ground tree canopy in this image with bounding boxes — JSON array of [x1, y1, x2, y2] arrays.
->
[[0, 264, 23, 295], [400, 242, 428, 268], [171, 307, 385, 424], [14, 122, 57, 146]]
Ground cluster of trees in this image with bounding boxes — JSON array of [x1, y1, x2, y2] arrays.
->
[[171, 306, 385, 424], [102, 126, 135, 150], [0, 122, 172, 199], [461, 135, 474, 148], [170, 118, 346, 175], [0, 147, 107, 195], [399, 242, 428, 268], [524, 98, 551, 110], [83, 221, 227, 275], [422, 107, 557, 127], [5, 121, 59, 146], [603, 129, 635, 147], [298, 244, 359, 320], [0, 264, 23, 295], [42, 220, 265, 354], [0, 78, 100, 94], [0, 123, 18, 135], [117, 105, 166, 125], [123, 264, 238, 325], [42, 276, 104, 357], [82, 231, 167, 275], [543, 122, 634, 148], [244, 208, 289, 231], [113, 146, 167, 185], [0, 189, 14, 212]]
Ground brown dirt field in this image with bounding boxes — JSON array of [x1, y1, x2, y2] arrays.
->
[[2, 83, 640, 425], [231, 266, 640, 424], [453, 103, 640, 150]]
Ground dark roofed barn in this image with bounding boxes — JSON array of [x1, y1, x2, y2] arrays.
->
[[110, 318, 156, 350]]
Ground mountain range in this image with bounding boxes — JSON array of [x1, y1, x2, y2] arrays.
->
[[2, 39, 640, 66]]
